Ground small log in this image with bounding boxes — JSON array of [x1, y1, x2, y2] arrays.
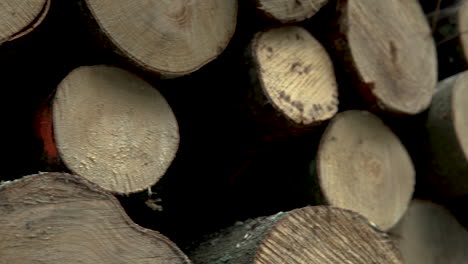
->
[[424, 70, 468, 199], [188, 206, 402, 264], [78, 0, 238, 78], [390, 199, 468, 264], [0, 172, 190, 263], [34, 65, 179, 194], [0, 0, 50, 44], [246, 25, 339, 133], [431, 0, 468, 79], [330, 0, 437, 115], [251, 0, 329, 23], [315, 110, 415, 230]]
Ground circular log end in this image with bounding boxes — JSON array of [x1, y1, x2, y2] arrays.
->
[[339, 0, 437, 115], [391, 200, 468, 264], [316, 110, 415, 230], [53, 65, 179, 194], [255, 0, 329, 23], [0, 173, 190, 263], [253, 26, 339, 126], [84, 0, 238, 76], [254, 206, 402, 264]]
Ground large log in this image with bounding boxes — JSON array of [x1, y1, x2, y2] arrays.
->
[[315, 110, 415, 231], [424, 70, 468, 200], [330, 0, 437, 115], [390, 199, 468, 264], [246, 25, 338, 134], [0, 172, 190, 263], [188, 206, 403, 264], [0, 0, 50, 44], [78, 0, 238, 78], [34, 65, 179, 194], [251, 0, 329, 23]]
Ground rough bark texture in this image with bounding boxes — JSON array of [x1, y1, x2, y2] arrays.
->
[[77, 0, 238, 78], [252, 0, 329, 23], [0, 172, 191, 264], [245, 25, 339, 135], [189, 206, 402, 264], [316, 110, 415, 231], [390, 199, 468, 264], [330, 0, 437, 115], [425, 70, 468, 199]]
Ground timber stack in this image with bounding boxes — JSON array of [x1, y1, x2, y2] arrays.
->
[[0, 0, 466, 263]]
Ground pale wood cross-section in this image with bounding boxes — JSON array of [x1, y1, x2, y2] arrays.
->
[[189, 206, 403, 264], [390, 200, 468, 264], [0, 0, 50, 44], [316, 110, 415, 231], [253, 0, 329, 23], [334, 0, 437, 115], [82, 0, 238, 77], [0, 173, 191, 264], [249, 26, 338, 128], [425, 70, 468, 199], [53, 65, 179, 194]]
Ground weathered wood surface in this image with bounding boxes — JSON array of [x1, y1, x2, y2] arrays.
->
[[0, 172, 191, 264]]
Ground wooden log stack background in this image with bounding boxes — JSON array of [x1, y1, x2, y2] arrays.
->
[[1, 0, 468, 263]]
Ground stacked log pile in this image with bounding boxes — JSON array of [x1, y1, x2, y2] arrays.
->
[[0, 0, 467, 263]]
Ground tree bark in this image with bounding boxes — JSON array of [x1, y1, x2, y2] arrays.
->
[[0, 172, 191, 264], [34, 65, 179, 195], [329, 0, 437, 115], [390, 199, 468, 264], [430, 0, 468, 79], [245, 25, 339, 135], [0, 0, 50, 44], [77, 0, 238, 78], [188, 206, 402, 264], [314, 110, 415, 231], [424, 70, 468, 200], [251, 0, 330, 23]]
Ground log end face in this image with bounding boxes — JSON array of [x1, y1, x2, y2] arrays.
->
[[254, 26, 339, 126], [254, 206, 402, 264], [390, 200, 468, 264], [256, 0, 329, 23], [84, 0, 238, 76], [340, 0, 437, 115], [52, 65, 180, 194], [316, 110, 415, 231], [0, 0, 50, 43], [0, 172, 191, 264]]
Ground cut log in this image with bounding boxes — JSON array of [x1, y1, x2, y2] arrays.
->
[[330, 0, 437, 115], [316, 110, 415, 231], [390, 199, 468, 264], [246, 25, 338, 133], [34, 65, 179, 194], [431, 0, 468, 79], [0, 0, 50, 44], [189, 206, 402, 264], [424, 70, 468, 199], [251, 0, 329, 23], [79, 0, 238, 77], [0, 172, 190, 263]]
